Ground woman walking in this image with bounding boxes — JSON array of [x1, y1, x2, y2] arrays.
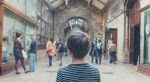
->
[[13, 32, 28, 74], [46, 38, 56, 66]]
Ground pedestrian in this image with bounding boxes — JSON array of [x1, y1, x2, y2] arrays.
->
[[56, 31, 101, 82], [46, 38, 56, 66], [57, 39, 64, 66], [29, 35, 37, 72], [90, 41, 94, 63], [109, 41, 117, 64], [94, 40, 99, 64], [13, 32, 28, 74], [64, 44, 68, 56], [97, 39, 102, 64], [107, 40, 112, 61]]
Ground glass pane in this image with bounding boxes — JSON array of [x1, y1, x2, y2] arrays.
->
[[26, 0, 37, 20], [4, 0, 26, 13], [144, 8, 150, 64], [2, 9, 25, 64]]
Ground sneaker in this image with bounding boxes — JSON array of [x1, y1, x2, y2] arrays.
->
[[16, 72, 20, 74], [59, 63, 62, 66], [25, 71, 29, 74]]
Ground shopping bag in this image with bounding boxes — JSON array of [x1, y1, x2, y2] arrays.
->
[[22, 50, 27, 60], [48, 49, 56, 57]]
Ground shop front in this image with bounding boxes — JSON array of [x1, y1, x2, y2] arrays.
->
[[138, 6, 150, 76], [0, 0, 52, 75]]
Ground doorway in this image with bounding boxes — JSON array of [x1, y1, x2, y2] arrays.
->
[[130, 24, 140, 65]]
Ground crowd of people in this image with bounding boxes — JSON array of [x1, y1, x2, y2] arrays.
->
[[13, 29, 117, 82]]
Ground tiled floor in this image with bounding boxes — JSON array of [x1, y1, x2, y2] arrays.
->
[[0, 54, 150, 82]]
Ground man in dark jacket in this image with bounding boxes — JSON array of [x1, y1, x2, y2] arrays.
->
[[57, 39, 64, 66], [29, 35, 37, 72]]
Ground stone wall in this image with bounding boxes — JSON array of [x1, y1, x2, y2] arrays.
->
[[53, 1, 103, 41]]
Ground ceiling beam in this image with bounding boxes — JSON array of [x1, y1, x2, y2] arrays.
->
[[43, 0, 54, 12], [88, 0, 93, 7], [64, 0, 68, 6], [48, 0, 57, 4], [97, 0, 106, 5]]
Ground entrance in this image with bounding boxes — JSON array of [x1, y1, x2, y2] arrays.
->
[[130, 24, 140, 65], [60, 17, 94, 42]]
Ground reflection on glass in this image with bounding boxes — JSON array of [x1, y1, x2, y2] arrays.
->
[[2, 36, 14, 64], [144, 9, 150, 64]]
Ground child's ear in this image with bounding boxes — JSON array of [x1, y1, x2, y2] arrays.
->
[[68, 49, 73, 57]]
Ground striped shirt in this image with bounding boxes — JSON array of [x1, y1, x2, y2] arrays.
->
[[56, 63, 101, 82]]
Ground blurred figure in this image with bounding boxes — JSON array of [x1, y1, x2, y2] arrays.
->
[[46, 38, 56, 66], [94, 40, 99, 64], [64, 44, 68, 56], [29, 35, 37, 72], [109, 41, 117, 64], [57, 39, 64, 66], [90, 41, 94, 63], [97, 39, 102, 64], [13, 32, 28, 74]]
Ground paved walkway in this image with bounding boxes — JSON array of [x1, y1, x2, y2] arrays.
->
[[0, 55, 150, 82]]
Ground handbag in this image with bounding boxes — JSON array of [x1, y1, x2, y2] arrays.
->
[[48, 49, 56, 57], [22, 50, 27, 60]]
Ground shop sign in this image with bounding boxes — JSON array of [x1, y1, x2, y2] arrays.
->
[[145, 24, 150, 35]]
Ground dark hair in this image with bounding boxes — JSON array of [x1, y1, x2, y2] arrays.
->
[[98, 39, 101, 42], [16, 32, 21, 38], [67, 31, 90, 59], [50, 38, 54, 43]]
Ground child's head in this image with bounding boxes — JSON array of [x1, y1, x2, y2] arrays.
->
[[67, 31, 90, 59]]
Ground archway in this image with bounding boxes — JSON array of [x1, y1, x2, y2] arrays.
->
[[59, 17, 94, 43]]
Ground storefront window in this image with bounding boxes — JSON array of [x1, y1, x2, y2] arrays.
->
[[144, 8, 150, 64], [2, 9, 25, 64], [25, 24, 36, 53], [2, 9, 37, 64]]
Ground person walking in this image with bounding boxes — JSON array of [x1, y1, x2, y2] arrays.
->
[[97, 39, 102, 64], [46, 38, 56, 66], [57, 39, 64, 66], [56, 31, 101, 82], [29, 35, 37, 72], [13, 32, 28, 74], [94, 40, 99, 64], [90, 41, 95, 63], [109, 41, 117, 64]]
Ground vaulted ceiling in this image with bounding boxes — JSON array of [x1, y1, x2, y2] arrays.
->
[[46, 0, 110, 11]]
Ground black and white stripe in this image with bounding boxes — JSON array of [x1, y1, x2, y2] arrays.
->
[[56, 64, 100, 82]]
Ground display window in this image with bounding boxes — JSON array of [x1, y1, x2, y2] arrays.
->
[[144, 8, 150, 64]]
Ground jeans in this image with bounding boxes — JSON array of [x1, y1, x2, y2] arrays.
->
[[94, 49, 99, 64], [29, 53, 36, 72], [109, 51, 116, 63], [48, 56, 52, 66], [58, 52, 63, 64], [14, 52, 26, 73], [98, 49, 102, 64]]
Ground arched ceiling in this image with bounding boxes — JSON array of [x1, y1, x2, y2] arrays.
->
[[45, 0, 110, 11]]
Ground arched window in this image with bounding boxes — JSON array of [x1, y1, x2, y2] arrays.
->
[[69, 18, 84, 29]]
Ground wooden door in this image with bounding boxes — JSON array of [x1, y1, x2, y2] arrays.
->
[[111, 29, 117, 45]]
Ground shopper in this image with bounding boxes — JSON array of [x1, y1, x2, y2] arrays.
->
[[46, 38, 56, 66], [13, 32, 28, 74], [109, 41, 117, 64], [57, 39, 64, 66], [97, 39, 102, 64], [29, 35, 37, 72]]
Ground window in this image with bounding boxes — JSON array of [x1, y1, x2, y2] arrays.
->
[[144, 8, 150, 64]]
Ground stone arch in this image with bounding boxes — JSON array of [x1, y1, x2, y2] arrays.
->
[[59, 16, 94, 43]]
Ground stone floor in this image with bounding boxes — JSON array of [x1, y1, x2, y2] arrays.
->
[[0, 54, 150, 82]]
